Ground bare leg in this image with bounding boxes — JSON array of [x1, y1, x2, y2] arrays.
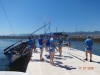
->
[[69, 44, 71, 50], [89, 50, 92, 60], [30, 49, 33, 59], [34, 45, 36, 51], [85, 50, 88, 59], [60, 46, 62, 56], [50, 52, 55, 65], [40, 50, 43, 60], [45, 46, 48, 52], [68, 44, 69, 50], [59, 46, 62, 56]]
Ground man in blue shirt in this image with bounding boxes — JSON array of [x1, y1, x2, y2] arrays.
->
[[50, 34, 58, 66], [45, 35, 50, 52], [38, 34, 44, 61], [58, 36, 63, 56], [32, 36, 36, 52], [66, 36, 71, 50], [22, 36, 34, 60], [84, 35, 93, 62]]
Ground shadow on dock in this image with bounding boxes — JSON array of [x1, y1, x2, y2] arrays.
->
[[55, 55, 73, 60], [92, 61, 100, 64], [45, 60, 76, 70]]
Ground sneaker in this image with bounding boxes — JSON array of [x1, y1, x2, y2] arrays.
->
[[90, 59, 93, 62], [84, 58, 88, 61]]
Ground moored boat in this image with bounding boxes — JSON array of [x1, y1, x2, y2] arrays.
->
[[4, 42, 31, 72]]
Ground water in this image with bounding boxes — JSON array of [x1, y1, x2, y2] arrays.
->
[[0, 39, 100, 71], [0, 39, 19, 71], [70, 41, 100, 56]]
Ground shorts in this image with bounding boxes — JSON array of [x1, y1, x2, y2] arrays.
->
[[46, 44, 50, 47], [39, 45, 43, 50], [27, 46, 33, 51], [50, 48, 55, 52], [85, 46, 92, 50], [58, 44, 62, 47]]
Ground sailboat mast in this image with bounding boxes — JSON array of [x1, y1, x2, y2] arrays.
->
[[44, 15, 46, 35], [56, 27, 57, 36]]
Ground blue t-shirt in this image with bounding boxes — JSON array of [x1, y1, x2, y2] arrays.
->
[[84, 38, 93, 47], [46, 38, 50, 45], [50, 38, 55, 49], [38, 38, 43, 45], [27, 39, 34, 48], [66, 37, 71, 43]]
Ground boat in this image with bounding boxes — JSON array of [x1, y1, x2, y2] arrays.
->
[[4, 42, 31, 72], [3, 22, 51, 72]]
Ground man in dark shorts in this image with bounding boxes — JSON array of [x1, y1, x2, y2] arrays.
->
[[58, 36, 63, 56], [66, 36, 71, 50], [32, 36, 36, 52], [84, 35, 93, 62], [22, 36, 34, 60], [38, 34, 44, 61]]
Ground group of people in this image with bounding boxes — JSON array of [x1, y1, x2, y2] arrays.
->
[[23, 34, 93, 66], [38, 34, 64, 65]]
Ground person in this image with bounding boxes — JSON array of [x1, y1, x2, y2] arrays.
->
[[43, 35, 47, 51], [22, 36, 34, 60], [84, 35, 93, 62], [58, 36, 63, 56], [45, 35, 50, 52], [45, 35, 51, 59], [32, 36, 36, 52], [49, 34, 58, 66], [66, 36, 71, 50], [38, 34, 44, 61]]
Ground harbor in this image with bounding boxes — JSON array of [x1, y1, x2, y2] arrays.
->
[[26, 47, 100, 75], [0, 0, 100, 75]]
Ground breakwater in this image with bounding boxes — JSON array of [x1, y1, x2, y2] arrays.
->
[[68, 35, 100, 42]]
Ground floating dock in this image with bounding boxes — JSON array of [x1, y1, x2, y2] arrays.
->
[[26, 47, 100, 75]]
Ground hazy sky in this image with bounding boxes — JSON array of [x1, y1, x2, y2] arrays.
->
[[0, 0, 100, 35]]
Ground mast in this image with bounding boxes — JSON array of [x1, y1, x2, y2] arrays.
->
[[44, 15, 46, 35], [56, 27, 57, 36]]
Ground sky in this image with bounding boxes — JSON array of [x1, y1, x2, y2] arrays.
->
[[0, 0, 100, 35]]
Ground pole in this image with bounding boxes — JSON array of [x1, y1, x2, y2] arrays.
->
[[56, 27, 57, 35], [44, 15, 46, 34], [76, 25, 77, 35]]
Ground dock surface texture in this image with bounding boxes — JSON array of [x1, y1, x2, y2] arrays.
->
[[26, 47, 100, 75]]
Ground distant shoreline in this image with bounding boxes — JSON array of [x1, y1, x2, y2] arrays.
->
[[0, 34, 100, 43]]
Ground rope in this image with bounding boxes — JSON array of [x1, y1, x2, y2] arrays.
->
[[0, 0, 15, 36], [49, 23, 51, 35], [44, 23, 51, 36], [30, 22, 51, 36]]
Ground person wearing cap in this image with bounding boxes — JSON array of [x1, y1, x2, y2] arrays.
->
[[49, 34, 58, 66], [84, 35, 93, 62], [38, 34, 45, 61], [66, 36, 71, 50], [22, 36, 34, 60], [57, 35, 63, 56]]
